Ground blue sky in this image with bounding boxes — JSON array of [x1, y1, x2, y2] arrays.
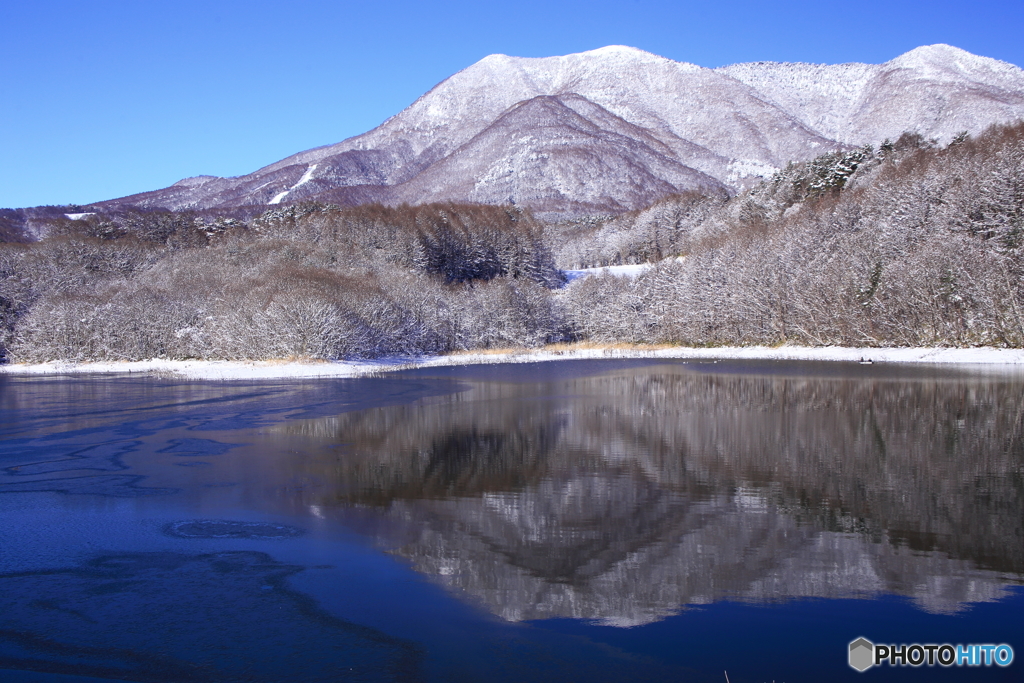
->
[[3, 0, 1023, 209]]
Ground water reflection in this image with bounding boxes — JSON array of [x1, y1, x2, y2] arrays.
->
[[270, 364, 1024, 624]]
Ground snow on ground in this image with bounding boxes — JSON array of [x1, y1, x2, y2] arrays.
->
[[64, 213, 96, 220], [3, 346, 1024, 380], [292, 164, 318, 189], [268, 164, 318, 205], [0, 358, 403, 380], [563, 263, 655, 283], [268, 190, 291, 205]]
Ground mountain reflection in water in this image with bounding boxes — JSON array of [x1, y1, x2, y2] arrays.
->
[[268, 364, 1024, 625]]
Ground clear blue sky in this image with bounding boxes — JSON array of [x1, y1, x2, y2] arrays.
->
[[3, 0, 1023, 209]]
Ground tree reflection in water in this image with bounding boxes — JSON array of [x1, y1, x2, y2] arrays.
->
[[269, 363, 1024, 625]]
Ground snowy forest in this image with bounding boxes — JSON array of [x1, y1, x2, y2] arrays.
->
[[1, 121, 1023, 363]]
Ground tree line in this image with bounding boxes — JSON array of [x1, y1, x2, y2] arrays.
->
[[559, 123, 1024, 348], [0, 203, 564, 362], [1, 121, 1023, 362]]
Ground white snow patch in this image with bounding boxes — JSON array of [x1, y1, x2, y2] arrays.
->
[[4, 346, 1024, 381], [292, 163, 318, 189], [0, 358, 417, 380], [268, 164, 318, 205], [726, 159, 778, 184], [563, 263, 655, 283], [414, 346, 1024, 370], [64, 213, 95, 220]]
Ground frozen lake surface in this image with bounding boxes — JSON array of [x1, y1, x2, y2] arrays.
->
[[1, 359, 1022, 682]]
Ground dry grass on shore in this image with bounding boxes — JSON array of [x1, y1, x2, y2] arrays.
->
[[444, 342, 684, 357]]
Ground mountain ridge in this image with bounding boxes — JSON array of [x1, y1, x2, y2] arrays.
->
[[91, 44, 1024, 218]]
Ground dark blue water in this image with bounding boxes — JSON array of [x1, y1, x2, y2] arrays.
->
[[1, 360, 1022, 682]]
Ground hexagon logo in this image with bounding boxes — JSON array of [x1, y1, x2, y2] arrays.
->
[[849, 637, 874, 672]]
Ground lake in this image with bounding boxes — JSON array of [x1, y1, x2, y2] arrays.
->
[[1, 359, 1022, 682]]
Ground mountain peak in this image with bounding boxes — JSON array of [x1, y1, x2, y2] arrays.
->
[[576, 45, 661, 59], [894, 43, 974, 62], [887, 43, 1022, 81], [475, 45, 671, 68]]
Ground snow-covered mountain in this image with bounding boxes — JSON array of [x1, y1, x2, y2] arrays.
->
[[720, 44, 1024, 147], [97, 44, 1024, 217]]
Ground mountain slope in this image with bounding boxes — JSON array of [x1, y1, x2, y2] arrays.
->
[[718, 44, 1024, 144], [384, 94, 728, 214], [93, 44, 1024, 217]]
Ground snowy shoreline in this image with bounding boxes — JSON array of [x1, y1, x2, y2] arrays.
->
[[3, 345, 1024, 380]]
